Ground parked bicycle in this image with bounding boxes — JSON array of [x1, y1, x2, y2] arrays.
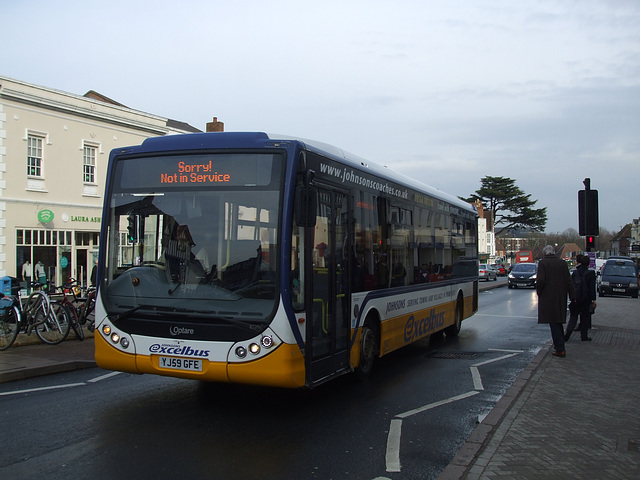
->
[[61, 279, 96, 332], [0, 283, 71, 350], [51, 279, 85, 341], [77, 286, 96, 332]]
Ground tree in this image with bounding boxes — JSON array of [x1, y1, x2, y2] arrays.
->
[[462, 176, 547, 235]]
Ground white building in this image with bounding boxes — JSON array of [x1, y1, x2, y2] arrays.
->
[[474, 200, 496, 261], [629, 218, 639, 260], [0, 75, 200, 290]]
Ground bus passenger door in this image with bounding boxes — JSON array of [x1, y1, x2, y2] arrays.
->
[[308, 187, 350, 384]]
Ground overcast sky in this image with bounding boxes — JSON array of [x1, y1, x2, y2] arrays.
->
[[2, 0, 638, 233]]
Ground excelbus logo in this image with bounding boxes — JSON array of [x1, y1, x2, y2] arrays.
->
[[403, 310, 445, 342], [149, 344, 210, 357]]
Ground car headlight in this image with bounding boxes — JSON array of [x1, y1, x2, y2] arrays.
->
[[508, 273, 514, 279], [531, 274, 537, 279]]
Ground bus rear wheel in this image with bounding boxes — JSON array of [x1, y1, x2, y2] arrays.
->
[[355, 322, 378, 380], [445, 300, 463, 337]]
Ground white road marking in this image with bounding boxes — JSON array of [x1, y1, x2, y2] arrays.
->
[[88, 371, 122, 383], [472, 352, 519, 368], [396, 390, 480, 420], [0, 382, 86, 397], [0, 370, 122, 397], [471, 366, 483, 390], [384, 348, 524, 473], [474, 313, 537, 319], [385, 419, 403, 472]]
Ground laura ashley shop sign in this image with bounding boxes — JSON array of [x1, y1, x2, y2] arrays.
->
[[69, 215, 101, 222], [49, 213, 103, 223]]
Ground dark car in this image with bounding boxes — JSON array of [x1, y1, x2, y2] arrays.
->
[[598, 257, 639, 298], [508, 262, 537, 289]]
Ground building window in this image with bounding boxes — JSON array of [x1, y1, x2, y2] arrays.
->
[[83, 145, 96, 183], [27, 135, 43, 177]]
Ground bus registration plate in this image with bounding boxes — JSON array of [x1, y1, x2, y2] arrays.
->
[[159, 356, 202, 372]]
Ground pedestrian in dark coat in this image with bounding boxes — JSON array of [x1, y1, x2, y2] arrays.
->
[[565, 254, 597, 342], [536, 245, 575, 357]]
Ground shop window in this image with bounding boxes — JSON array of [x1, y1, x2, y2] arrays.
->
[[75, 232, 93, 246]]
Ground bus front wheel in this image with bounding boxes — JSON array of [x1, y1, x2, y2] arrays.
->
[[355, 322, 378, 380]]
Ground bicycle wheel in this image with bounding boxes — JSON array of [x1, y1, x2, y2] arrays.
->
[[80, 294, 96, 331], [36, 301, 71, 345], [0, 305, 21, 350], [67, 304, 84, 340], [25, 291, 50, 318]]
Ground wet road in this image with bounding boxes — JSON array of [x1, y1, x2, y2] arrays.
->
[[0, 285, 549, 479]]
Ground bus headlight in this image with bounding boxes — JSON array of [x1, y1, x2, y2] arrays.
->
[[102, 324, 111, 335], [120, 337, 130, 349], [249, 343, 260, 355], [235, 346, 247, 358], [261, 335, 273, 348], [111, 333, 120, 343]]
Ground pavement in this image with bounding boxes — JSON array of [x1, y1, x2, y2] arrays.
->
[[438, 281, 640, 479], [2, 280, 640, 479], [0, 330, 96, 383]]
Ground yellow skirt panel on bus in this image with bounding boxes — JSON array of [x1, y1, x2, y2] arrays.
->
[[96, 333, 229, 381], [95, 333, 139, 373], [350, 328, 363, 368], [379, 301, 455, 355], [227, 343, 306, 388], [463, 295, 477, 318]]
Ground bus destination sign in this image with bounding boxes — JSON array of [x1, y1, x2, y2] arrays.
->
[[117, 153, 282, 190], [160, 161, 230, 185]]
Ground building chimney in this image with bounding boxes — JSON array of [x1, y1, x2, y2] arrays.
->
[[206, 117, 224, 132]]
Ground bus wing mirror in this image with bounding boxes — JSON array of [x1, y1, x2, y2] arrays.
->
[[295, 186, 317, 227]]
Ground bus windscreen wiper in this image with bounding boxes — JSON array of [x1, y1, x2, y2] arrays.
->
[[109, 304, 145, 323], [190, 309, 264, 332]]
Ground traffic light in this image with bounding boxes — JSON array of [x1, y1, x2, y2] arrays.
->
[[586, 235, 596, 251], [578, 189, 599, 236], [127, 215, 137, 243]]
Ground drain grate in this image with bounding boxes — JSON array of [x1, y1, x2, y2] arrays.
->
[[427, 351, 483, 359]]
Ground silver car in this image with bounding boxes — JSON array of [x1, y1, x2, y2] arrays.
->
[[479, 264, 498, 281]]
